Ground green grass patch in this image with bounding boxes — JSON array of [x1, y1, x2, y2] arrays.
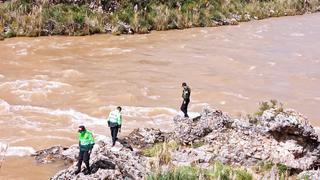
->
[[142, 141, 179, 157], [277, 163, 289, 180], [148, 161, 253, 180], [253, 161, 274, 174]]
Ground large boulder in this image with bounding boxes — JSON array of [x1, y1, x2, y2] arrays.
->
[[173, 108, 233, 145], [32, 145, 76, 164], [123, 128, 168, 149], [258, 108, 318, 144]]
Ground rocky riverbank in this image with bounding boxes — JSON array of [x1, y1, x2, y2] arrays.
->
[[33, 102, 320, 179], [0, 0, 320, 40]]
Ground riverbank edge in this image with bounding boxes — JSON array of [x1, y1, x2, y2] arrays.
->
[[0, 0, 320, 40]]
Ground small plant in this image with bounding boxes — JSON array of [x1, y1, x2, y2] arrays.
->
[[255, 101, 272, 116], [191, 141, 205, 148], [256, 99, 284, 116], [143, 140, 179, 173], [253, 161, 274, 174], [147, 166, 201, 180], [248, 100, 284, 124], [235, 168, 253, 180], [277, 163, 289, 180], [142, 141, 178, 157], [298, 173, 311, 180], [213, 161, 232, 180]]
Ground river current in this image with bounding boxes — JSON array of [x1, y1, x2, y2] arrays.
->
[[0, 13, 319, 179]]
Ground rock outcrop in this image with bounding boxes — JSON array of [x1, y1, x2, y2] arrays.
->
[[49, 138, 147, 180], [36, 106, 320, 179], [173, 108, 232, 145], [32, 145, 76, 164], [172, 107, 320, 171]]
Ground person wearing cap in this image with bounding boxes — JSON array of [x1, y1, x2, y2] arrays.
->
[[75, 125, 95, 175], [180, 82, 191, 118], [107, 106, 122, 146]]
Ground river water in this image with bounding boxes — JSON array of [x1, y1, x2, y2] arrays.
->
[[0, 13, 319, 179]]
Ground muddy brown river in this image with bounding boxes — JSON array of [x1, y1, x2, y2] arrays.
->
[[0, 13, 320, 179]]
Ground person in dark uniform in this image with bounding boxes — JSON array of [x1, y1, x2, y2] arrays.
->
[[74, 125, 95, 175], [180, 82, 191, 118]]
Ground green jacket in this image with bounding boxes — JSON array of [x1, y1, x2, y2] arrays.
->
[[78, 130, 95, 151], [107, 110, 122, 127]]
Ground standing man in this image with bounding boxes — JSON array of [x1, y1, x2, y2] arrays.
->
[[180, 82, 191, 118], [107, 106, 122, 146], [75, 125, 95, 175]]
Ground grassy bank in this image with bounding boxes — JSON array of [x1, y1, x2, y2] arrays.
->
[[147, 162, 253, 180], [142, 142, 294, 180], [0, 0, 319, 39]]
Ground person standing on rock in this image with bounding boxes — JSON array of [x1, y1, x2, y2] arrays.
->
[[75, 125, 95, 175], [107, 106, 122, 146], [180, 82, 191, 118]]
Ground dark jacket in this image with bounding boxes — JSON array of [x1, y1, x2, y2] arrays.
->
[[182, 86, 191, 100]]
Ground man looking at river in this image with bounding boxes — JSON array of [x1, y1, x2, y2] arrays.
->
[[75, 125, 95, 175], [107, 106, 122, 146], [180, 82, 191, 118]]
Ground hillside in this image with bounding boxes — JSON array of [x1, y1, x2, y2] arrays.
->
[[0, 0, 319, 39]]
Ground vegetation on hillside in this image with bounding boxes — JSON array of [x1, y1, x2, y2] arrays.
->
[[0, 0, 319, 39]]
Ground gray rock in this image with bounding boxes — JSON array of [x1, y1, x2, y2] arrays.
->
[[298, 170, 320, 180], [44, 107, 320, 179], [173, 107, 320, 171], [32, 145, 74, 164], [112, 22, 134, 35], [173, 108, 232, 145], [258, 108, 318, 143], [123, 128, 167, 148], [51, 137, 146, 180]]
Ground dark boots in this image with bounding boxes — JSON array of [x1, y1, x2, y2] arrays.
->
[[74, 167, 91, 175], [83, 167, 91, 175]]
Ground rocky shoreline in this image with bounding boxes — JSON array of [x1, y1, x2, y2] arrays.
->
[[1, 0, 320, 40], [33, 103, 320, 179]]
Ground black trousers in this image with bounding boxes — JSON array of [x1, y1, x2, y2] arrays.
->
[[110, 126, 119, 146], [180, 99, 190, 118], [77, 150, 90, 171]]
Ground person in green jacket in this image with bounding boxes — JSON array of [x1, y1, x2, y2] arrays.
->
[[75, 125, 95, 175], [107, 106, 122, 146]]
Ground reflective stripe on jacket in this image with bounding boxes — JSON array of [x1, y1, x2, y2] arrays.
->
[[79, 130, 94, 151], [107, 110, 122, 126]]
